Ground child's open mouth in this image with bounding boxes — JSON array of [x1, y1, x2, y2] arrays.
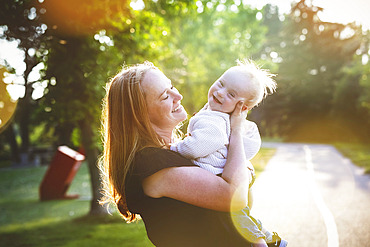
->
[[213, 95, 222, 104]]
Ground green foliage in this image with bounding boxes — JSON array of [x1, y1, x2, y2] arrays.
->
[[93, 0, 270, 121], [29, 122, 55, 146], [2, 0, 370, 151], [0, 0, 49, 160], [280, 2, 359, 115], [36, 36, 103, 147], [253, 0, 368, 142], [356, 31, 370, 126]]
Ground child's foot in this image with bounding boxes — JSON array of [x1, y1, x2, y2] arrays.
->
[[266, 232, 288, 247]]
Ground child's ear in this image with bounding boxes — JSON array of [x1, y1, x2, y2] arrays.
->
[[242, 105, 249, 111]]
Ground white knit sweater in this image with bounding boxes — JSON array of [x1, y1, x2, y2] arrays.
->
[[170, 108, 261, 175]]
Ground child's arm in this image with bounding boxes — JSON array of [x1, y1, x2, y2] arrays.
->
[[171, 114, 228, 159]]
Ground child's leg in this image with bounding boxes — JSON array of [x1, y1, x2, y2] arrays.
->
[[247, 166, 256, 210], [248, 187, 272, 240], [247, 186, 287, 246], [248, 187, 254, 210], [230, 207, 266, 244]]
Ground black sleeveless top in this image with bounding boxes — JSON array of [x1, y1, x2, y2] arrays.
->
[[125, 147, 251, 247]]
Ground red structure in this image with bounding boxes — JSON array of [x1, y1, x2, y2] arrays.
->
[[39, 146, 85, 201]]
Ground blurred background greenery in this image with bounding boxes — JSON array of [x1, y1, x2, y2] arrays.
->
[[0, 0, 369, 241]]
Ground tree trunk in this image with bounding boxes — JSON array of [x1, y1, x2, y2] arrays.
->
[[4, 123, 20, 166], [55, 123, 75, 147], [17, 50, 36, 166], [17, 88, 32, 166], [79, 118, 107, 216]]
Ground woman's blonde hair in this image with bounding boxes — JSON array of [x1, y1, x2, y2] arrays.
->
[[99, 61, 166, 222]]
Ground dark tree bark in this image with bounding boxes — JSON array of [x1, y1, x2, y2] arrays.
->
[[4, 123, 20, 165], [79, 118, 106, 215]]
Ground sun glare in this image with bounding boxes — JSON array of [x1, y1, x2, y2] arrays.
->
[[312, 0, 370, 30]]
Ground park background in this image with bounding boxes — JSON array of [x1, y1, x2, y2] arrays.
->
[[0, 0, 369, 246]]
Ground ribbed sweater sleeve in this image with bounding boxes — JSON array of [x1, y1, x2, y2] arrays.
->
[[171, 112, 229, 159]]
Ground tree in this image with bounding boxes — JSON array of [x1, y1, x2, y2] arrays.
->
[[332, 29, 370, 142], [35, 0, 192, 215], [0, 0, 48, 165], [259, 0, 362, 142], [35, 0, 134, 215], [248, 4, 284, 137]]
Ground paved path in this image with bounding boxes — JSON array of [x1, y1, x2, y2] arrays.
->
[[252, 143, 370, 247]]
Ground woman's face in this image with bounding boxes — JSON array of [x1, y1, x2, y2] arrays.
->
[[142, 69, 187, 132]]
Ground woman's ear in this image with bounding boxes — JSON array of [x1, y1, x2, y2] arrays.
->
[[242, 105, 249, 111]]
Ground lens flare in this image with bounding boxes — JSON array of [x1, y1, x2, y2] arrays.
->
[[0, 67, 18, 133], [36, 0, 129, 36]]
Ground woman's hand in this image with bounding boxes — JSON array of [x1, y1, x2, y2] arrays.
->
[[230, 101, 248, 134]]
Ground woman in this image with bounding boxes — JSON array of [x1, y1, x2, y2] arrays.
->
[[100, 61, 253, 246]]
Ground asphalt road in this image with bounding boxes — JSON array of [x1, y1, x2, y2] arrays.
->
[[251, 143, 370, 247]]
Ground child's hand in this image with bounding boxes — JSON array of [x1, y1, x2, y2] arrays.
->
[[230, 101, 248, 134]]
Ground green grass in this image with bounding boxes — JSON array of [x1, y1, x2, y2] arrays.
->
[[0, 148, 276, 247], [251, 148, 276, 177], [334, 143, 370, 174], [0, 163, 154, 247]]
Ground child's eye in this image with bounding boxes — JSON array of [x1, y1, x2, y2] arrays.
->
[[163, 95, 169, 100], [229, 92, 235, 98]]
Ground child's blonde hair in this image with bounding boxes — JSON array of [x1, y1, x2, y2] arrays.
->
[[235, 59, 276, 109]]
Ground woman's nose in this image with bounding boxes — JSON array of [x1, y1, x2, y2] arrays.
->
[[170, 87, 183, 101], [174, 91, 183, 101]]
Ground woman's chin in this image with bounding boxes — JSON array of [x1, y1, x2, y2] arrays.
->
[[171, 106, 186, 121], [178, 109, 188, 121]]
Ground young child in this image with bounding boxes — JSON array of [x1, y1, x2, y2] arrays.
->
[[170, 59, 287, 247]]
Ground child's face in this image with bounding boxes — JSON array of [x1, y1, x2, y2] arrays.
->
[[208, 67, 251, 113]]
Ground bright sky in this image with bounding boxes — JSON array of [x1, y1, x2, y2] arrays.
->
[[248, 0, 370, 30], [1, 0, 370, 100]]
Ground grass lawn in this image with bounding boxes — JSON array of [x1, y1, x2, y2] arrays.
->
[[0, 148, 275, 247], [251, 148, 276, 177], [334, 143, 370, 174], [0, 164, 154, 247]]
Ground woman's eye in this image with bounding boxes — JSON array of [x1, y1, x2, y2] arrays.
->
[[163, 95, 169, 100], [229, 93, 235, 98]]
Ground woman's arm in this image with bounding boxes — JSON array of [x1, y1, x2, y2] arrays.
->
[[143, 101, 251, 212]]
